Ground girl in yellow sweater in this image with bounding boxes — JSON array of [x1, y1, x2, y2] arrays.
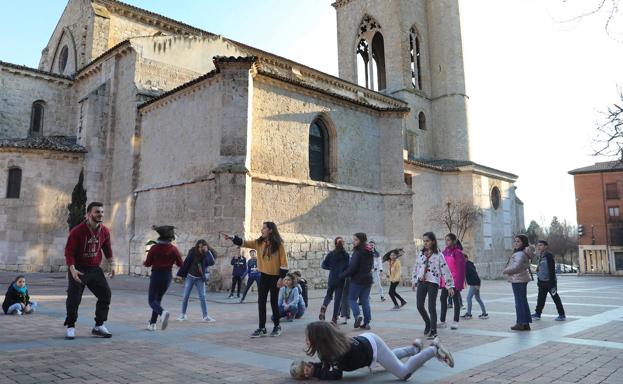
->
[[386, 250, 407, 310]]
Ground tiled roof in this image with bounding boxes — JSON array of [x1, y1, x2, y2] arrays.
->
[[0, 60, 73, 81], [568, 161, 623, 175], [0, 136, 87, 153], [407, 158, 518, 179]]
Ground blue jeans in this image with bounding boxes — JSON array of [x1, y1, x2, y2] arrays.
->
[[511, 282, 531, 324], [5, 301, 37, 314], [349, 282, 371, 325], [296, 301, 306, 319], [181, 275, 208, 318], [466, 285, 486, 315], [148, 271, 172, 324], [322, 280, 344, 320]]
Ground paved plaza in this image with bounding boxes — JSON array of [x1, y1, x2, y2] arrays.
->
[[1, 273, 623, 383]]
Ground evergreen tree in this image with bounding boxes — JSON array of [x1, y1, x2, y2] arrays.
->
[[67, 169, 87, 230]]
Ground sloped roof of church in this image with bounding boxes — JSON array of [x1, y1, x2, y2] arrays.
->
[[568, 160, 623, 175], [0, 60, 73, 81], [0, 136, 87, 153], [407, 158, 518, 180]]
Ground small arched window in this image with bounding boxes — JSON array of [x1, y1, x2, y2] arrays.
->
[[491, 186, 501, 210], [409, 27, 422, 90], [418, 112, 426, 131], [30, 101, 45, 136], [309, 119, 330, 182], [371, 32, 386, 91], [6, 167, 22, 199], [59, 45, 69, 73]]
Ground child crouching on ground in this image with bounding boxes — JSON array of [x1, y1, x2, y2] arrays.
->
[[273, 274, 300, 322], [3, 275, 37, 315], [290, 321, 454, 380]]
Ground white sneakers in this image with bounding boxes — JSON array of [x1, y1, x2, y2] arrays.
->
[[177, 313, 188, 321], [338, 316, 348, 325], [438, 322, 447, 328], [91, 324, 112, 338], [202, 315, 216, 322], [146, 323, 157, 331], [160, 311, 170, 330], [450, 322, 459, 330], [432, 337, 455, 368], [66, 327, 75, 340]]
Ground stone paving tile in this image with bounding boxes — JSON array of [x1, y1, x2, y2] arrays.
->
[[567, 321, 623, 343]]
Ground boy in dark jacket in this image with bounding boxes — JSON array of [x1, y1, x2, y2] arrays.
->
[[3, 275, 36, 315], [461, 255, 488, 320], [229, 253, 247, 298], [240, 250, 260, 303], [320, 237, 350, 324], [532, 240, 566, 321]]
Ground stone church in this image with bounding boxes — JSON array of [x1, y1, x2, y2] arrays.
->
[[0, 0, 524, 285]]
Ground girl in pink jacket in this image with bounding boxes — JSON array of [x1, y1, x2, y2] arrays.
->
[[439, 233, 466, 330]]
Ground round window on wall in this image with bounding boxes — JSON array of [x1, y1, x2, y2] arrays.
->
[[491, 186, 501, 210], [59, 45, 69, 73]]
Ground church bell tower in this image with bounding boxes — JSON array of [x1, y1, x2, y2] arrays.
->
[[332, 0, 471, 162]]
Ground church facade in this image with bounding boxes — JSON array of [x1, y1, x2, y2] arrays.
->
[[0, 0, 524, 286]]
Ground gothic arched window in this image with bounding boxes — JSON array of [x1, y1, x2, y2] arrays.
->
[[6, 167, 22, 199], [418, 112, 426, 131], [371, 32, 386, 91], [356, 15, 385, 91], [30, 100, 45, 137], [59, 45, 69, 73], [309, 119, 330, 182], [409, 27, 422, 90]]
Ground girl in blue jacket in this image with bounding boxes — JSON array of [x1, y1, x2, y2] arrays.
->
[[319, 237, 349, 325]]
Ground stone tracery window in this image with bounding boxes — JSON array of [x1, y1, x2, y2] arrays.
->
[[409, 27, 422, 90], [30, 100, 45, 137], [59, 45, 69, 73], [356, 15, 386, 91], [309, 119, 330, 182], [6, 167, 22, 199]]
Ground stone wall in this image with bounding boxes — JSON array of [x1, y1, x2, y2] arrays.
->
[[0, 150, 84, 271], [0, 67, 73, 139]]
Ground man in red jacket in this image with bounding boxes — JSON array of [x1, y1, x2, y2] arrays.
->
[[64, 201, 115, 340]]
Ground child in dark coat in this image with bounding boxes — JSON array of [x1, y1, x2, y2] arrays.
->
[[3, 275, 37, 315], [229, 254, 247, 298]]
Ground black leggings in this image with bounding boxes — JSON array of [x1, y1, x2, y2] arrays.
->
[[388, 282, 406, 306], [258, 273, 280, 329], [230, 276, 243, 295], [440, 288, 461, 323], [416, 281, 438, 331]]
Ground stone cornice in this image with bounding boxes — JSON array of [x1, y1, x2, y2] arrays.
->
[[0, 61, 73, 85], [405, 159, 518, 183]]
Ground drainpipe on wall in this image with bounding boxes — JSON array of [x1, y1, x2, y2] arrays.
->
[[601, 173, 611, 274]]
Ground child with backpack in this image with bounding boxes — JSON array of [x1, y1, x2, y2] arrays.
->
[[461, 254, 488, 320]]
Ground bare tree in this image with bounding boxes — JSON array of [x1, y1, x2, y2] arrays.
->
[[430, 201, 483, 242], [555, 0, 622, 37], [595, 88, 623, 160]]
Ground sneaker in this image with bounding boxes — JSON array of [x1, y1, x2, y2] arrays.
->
[[339, 316, 348, 325], [286, 313, 294, 322], [177, 314, 188, 321], [250, 328, 267, 338], [354, 315, 363, 329], [461, 314, 472, 320], [478, 313, 489, 319], [360, 324, 371, 330], [555, 315, 566, 321], [15, 309, 23, 316], [391, 305, 400, 310], [448, 303, 453, 308], [236, 294, 240, 298], [450, 322, 459, 330], [424, 324, 431, 335], [426, 330, 438, 340], [510, 323, 530, 331], [531, 313, 541, 320], [432, 337, 454, 368], [202, 315, 216, 322], [146, 323, 157, 331], [461, 304, 465, 309], [228, 294, 234, 298], [438, 322, 447, 328], [412, 338, 423, 352], [319, 305, 327, 321], [92, 325, 112, 338], [160, 311, 170, 330], [270, 325, 282, 337], [66, 327, 75, 340], [381, 296, 386, 302], [239, 299, 245, 304], [400, 301, 407, 308]]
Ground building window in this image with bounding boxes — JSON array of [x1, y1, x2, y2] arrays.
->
[[409, 27, 422, 90], [30, 101, 45, 137], [418, 112, 426, 131], [606, 183, 619, 199], [309, 119, 329, 182], [491, 186, 501, 210], [59, 45, 69, 73], [356, 15, 385, 91], [404, 130, 416, 160], [6, 167, 22, 199], [404, 173, 413, 187], [615, 252, 623, 271], [610, 227, 623, 246], [609, 207, 620, 217]]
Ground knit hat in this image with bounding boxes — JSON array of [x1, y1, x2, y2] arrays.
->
[[152, 225, 175, 241]]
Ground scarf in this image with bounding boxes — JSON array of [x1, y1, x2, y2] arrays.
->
[[12, 283, 27, 294]]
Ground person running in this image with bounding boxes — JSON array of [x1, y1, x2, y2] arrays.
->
[[532, 240, 566, 321], [503, 235, 532, 331], [289, 321, 454, 380], [64, 201, 115, 340], [461, 254, 488, 320], [225, 221, 289, 338], [370, 241, 385, 302], [176, 239, 216, 322], [292, 271, 308, 319], [3, 275, 37, 315], [386, 251, 407, 310], [439, 234, 465, 330], [240, 250, 260, 303], [229, 253, 247, 298], [319, 237, 349, 325], [143, 225, 183, 331], [340, 233, 374, 330], [412, 232, 455, 340]]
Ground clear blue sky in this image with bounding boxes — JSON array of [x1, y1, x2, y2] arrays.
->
[[1, 0, 622, 227]]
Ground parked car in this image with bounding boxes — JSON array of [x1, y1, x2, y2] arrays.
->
[[556, 264, 577, 273]]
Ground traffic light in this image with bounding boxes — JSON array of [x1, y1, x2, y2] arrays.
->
[[578, 224, 584, 237]]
